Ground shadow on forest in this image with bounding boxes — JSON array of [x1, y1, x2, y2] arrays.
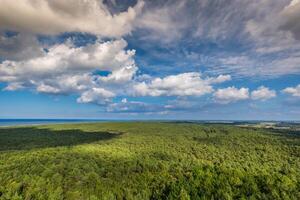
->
[[0, 127, 121, 151], [267, 129, 300, 146], [242, 127, 300, 146], [268, 128, 300, 137]]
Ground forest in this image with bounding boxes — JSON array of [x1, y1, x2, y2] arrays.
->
[[0, 122, 299, 200]]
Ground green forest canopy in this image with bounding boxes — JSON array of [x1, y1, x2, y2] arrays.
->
[[0, 122, 299, 199]]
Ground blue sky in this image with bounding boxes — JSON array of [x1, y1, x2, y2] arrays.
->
[[0, 0, 300, 120]]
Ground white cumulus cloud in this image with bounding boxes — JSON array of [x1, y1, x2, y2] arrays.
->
[[0, 39, 137, 105], [206, 74, 231, 84], [251, 86, 276, 100], [283, 84, 300, 97], [77, 88, 115, 105], [0, 39, 136, 92], [214, 87, 249, 104], [133, 72, 230, 97]]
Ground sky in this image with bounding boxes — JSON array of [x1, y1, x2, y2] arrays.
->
[[0, 0, 300, 120]]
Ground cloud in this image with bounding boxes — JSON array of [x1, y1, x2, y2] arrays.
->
[[192, 0, 252, 41], [3, 82, 24, 91], [282, 84, 300, 97], [0, 33, 44, 61], [214, 86, 249, 104], [32, 74, 94, 94], [36, 83, 61, 94], [0, 0, 144, 37], [251, 86, 276, 100], [133, 0, 258, 43], [132, 0, 300, 78], [107, 98, 164, 113], [77, 88, 115, 105], [243, 0, 300, 55], [0, 38, 136, 87], [163, 98, 201, 112], [133, 72, 230, 97], [280, 0, 300, 40], [206, 74, 231, 84], [135, 0, 297, 45], [206, 53, 300, 78], [106, 97, 200, 114], [135, 0, 188, 42], [0, 38, 137, 105], [0, 31, 234, 109]]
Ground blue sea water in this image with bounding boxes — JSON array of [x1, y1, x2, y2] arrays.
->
[[0, 119, 108, 127]]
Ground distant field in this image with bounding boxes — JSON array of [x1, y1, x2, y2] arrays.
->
[[0, 122, 299, 199]]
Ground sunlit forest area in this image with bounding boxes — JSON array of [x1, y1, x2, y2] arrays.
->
[[0, 122, 299, 199]]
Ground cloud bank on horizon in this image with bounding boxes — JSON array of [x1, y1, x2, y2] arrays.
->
[[0, 0, 300, 119]]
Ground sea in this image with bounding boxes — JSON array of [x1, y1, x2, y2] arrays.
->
[[0, 119, 109, 127]]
